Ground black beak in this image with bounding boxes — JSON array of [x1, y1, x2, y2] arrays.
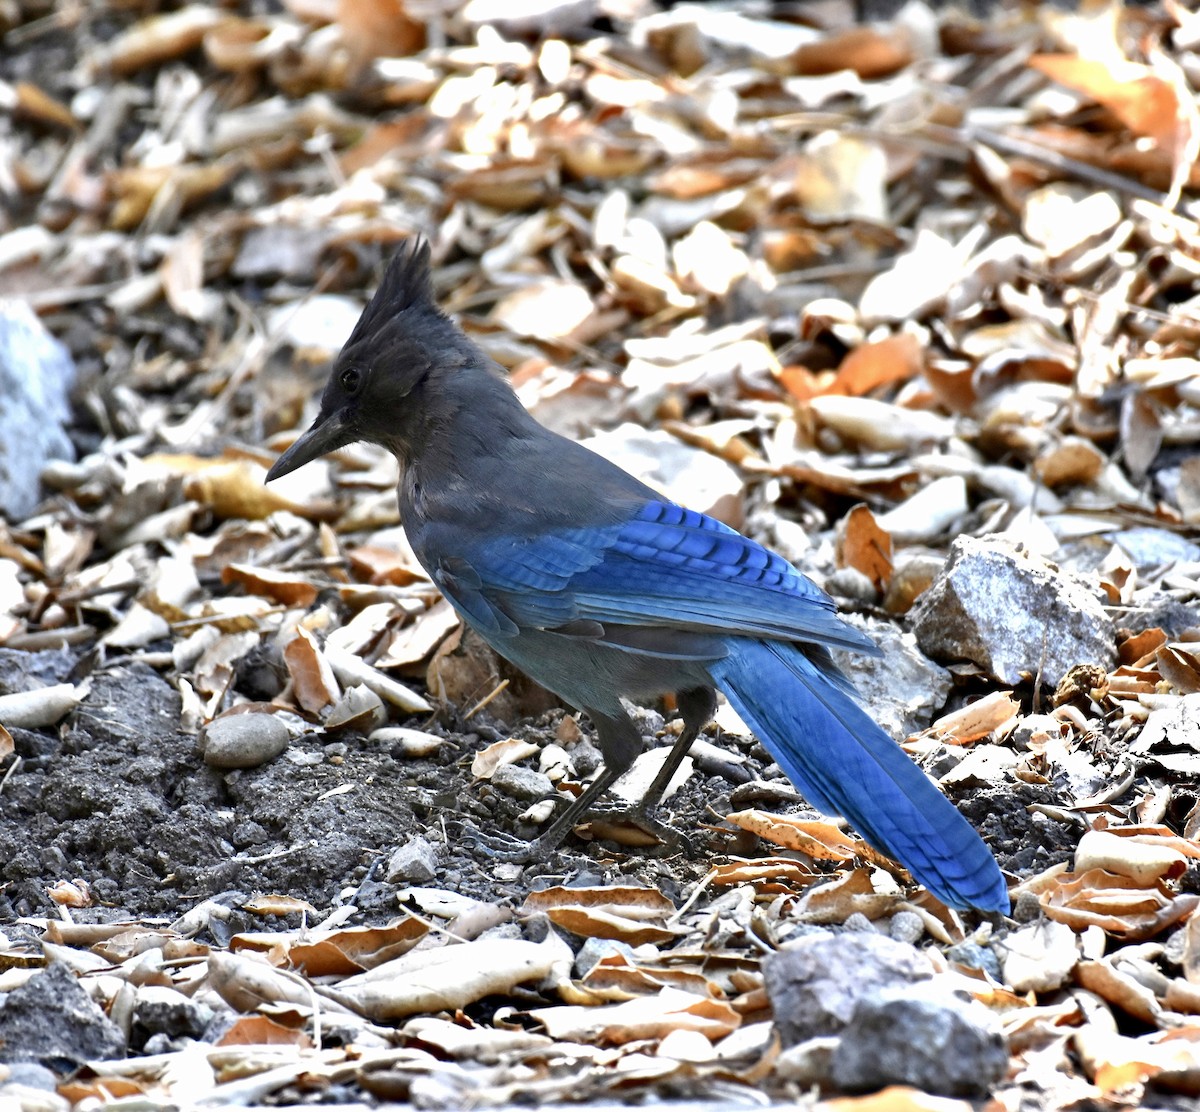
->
[[265, 409, 353, 482]]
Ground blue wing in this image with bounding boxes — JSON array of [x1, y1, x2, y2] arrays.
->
[[428, 501, 877, 656]]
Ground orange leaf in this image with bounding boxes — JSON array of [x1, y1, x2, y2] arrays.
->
[[1031, 55, 1180, 147], [217, 1015, 313, 1047], [835, 504, 893, 593], [830, 333, 924, 398]]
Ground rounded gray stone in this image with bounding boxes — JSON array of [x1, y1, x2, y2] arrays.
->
[[201, 713, 289, 769]]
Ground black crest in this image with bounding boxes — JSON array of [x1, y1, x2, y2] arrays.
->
[[345, 237, 436, 348]]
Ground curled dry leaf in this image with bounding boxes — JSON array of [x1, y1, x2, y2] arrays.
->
[[322, 641, 432, 713], [1030, 55, 1181, 148], [794, 867, 903, 922], [287, 917, 429, 976], [221, 564, 320, 607], [471, 736, 540, 779], [922, 691, 1020, 746], [330, 937, 562, 1020], [216, 1015, 312, 1048], [47, 879, 92, 908], [87, 5, 231, 76], [724, 810, 859, 861], [528, 986, 740, 1044], [0, 683, 84, 729], [710, 858, 817, 888], [283, 624, 340, 713], [1039, 868, 1199, 940], [835, 504, 893, 595], [1074, 1025, 1200, 1097], [208, 950, 315, 1012], [806, 396, 956, 452], [1074, 829, 1188, 886]]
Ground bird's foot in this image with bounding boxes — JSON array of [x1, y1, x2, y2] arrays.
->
[[574, 804, 685, 851], [452, 821, 555, 865]]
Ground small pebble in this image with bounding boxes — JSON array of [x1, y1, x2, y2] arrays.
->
[[387, 836, 438, 884], [201, 714, 289, 770], [491, 763, 553, 801], [370, 726, 445, 757], [575, 937, 634, 978], [570, 739, 603, 777], [3, 1063, 58, 1091], [890, 910, 925, 944]]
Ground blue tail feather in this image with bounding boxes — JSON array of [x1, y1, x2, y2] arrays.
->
[[711, 639, 1009, 913]]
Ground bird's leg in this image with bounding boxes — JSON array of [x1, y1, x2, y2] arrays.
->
[[466, 707, 644, 863], [575, 685, 718, 843], [636, 685, 718, 819]]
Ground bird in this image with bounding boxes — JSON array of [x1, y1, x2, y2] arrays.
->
[[265, 238, 1009, 914]]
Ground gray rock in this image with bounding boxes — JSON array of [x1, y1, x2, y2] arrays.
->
[[574, 937, 635, 979], [889, 911, 925, 944], [0, 301, 76, 521], [775, 1036, 838, 1086], [0, 962, 125, 1067], [201, 713, 289, 769], [1109, 527, 1200, 569], [132, 984, 213, 1042], [912, 535, 1115, 686], [3, 1062, 59, 1090], [832, 617, 952, 739], [830, 983, 1007, 1096], [491, 763, 553, 802], [387, 836, 438, 884], [763, 932, 933, 1046], [945, 940, 1002, 981]]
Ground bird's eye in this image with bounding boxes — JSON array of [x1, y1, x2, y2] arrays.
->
[[340, 367, 362, 394]]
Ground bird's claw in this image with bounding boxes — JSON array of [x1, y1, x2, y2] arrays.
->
[[577, 805, 680, 847], [452, 820, 549, 864]]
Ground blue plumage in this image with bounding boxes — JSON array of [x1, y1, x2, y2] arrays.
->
[[266, 240, 1009, 914]]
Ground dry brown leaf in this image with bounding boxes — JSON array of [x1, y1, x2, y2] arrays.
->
[[47, 879, 92, 908], [216, 1015, 313, 1047], [1119, 628, 1169, 667], [710, 858, 817, 887], [88, 5, 231, 76], [830, 333, 924, 398], [521, 885, 675, 920], [1030, 55, 1181, 148], [471, 737, 540, 779], [794, 867, 903, 921], [724, 810, 858, 861], [835, 504, 893, 594], [221, 564, 320, 607], [1074, 829, 1187, 886], [243, 894, 319, 917], [287, 918, 428, 975], [331, 937, 562, 1020], [59, 1078, 148, 1104], [923, 692, 1019, 746], [538, 907, 680, 946], [282, 625, 340, 713], [208, 950, 315, 1012], [789, 26, 914, 79], [1157, 645, 1200, 696], [378, 599, 458, 669], [346, 544, 428, 586], [337, 0, 424, 69], [1040, 868, 1199, 939], [581, 954, 721, 1001], [529, 987, 739, 1044]]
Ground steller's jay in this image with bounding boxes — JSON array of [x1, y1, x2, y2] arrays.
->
[[266, 240, 1009, 913]]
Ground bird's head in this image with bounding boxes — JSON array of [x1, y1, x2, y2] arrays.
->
[[266, 237, 462, 480]]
